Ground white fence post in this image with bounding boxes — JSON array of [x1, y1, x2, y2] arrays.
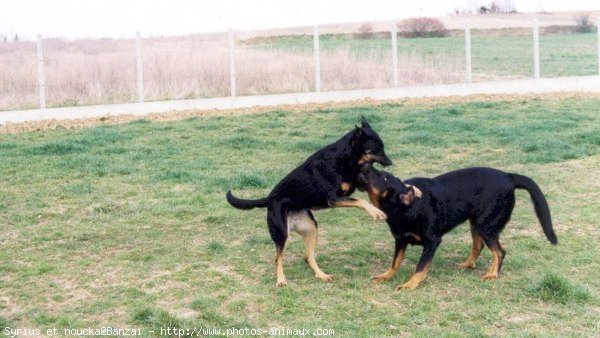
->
[[136, 31, 144, 103], [597, 17, 600, 75], [228, 29, 237, 97], [313, 26, 321, 92], [37, 34, 46, 110], [533, 19, 540, 78], [391, 24, 398, 87], [465, 21, 472, 83]]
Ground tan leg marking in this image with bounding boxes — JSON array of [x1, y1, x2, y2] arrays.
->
[[290, 211, 333, 282], [303, 231, 333, 282], [275, 246, 287, 287], [457, 227, 483, 270], [372, 247, 405, 283], [396, 261, 432, 290], [333, 198, 386, 221], [482, 244, 504, 280]]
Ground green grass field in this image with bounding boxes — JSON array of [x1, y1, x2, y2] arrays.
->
[[1, 96, 599, 336], [248, 32, 598, 79]]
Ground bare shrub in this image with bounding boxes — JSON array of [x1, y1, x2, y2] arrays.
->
[[355, 23, 375, 39], [478, 1, 517, 14], [499, 0, 518, 13], [574, 15, 594, 33], [478, 6, 490, 14], [398, 18, 448, 38]]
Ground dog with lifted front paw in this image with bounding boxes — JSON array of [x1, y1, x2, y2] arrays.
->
[[227, 118, 392, 287], [357, 165, 557, 290]]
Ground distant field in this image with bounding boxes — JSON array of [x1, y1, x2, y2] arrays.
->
[[251, 32, 598, 80], [0, 15, 597, 110], [0, 95, 599, 336]]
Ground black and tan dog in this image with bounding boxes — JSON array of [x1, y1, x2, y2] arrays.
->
[[358, 165, 557, 290], [227, 118, 393, 287]]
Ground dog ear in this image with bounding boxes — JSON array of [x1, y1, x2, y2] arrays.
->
[[352, 125, 363, 144], [360, 116, 371, 129], [397, 189, 415, 206]]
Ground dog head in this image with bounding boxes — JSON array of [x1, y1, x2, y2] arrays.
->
[[357, 164, 417, 208], [351, 117, 392, 167]]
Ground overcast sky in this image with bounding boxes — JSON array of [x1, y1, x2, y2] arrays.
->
[[1, 0, 598, 40]]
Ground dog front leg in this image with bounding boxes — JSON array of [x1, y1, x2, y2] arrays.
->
[[396, 237, 441, 290], [330, 197, 387, 221], [373, 238, 407, 282]]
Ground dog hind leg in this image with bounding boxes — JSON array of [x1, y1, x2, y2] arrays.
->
[[290, 210, 333, 282], [481, 237, 506, 280], [477, 198, 513, 280], [457, 219, 484, 269], [267, 202, 290, 287]]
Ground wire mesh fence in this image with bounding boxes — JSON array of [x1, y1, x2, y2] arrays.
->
[[0, 41, 38, 110], [539, 32, 597, 77], [44, 44, 137, 108], [236, 26, 314, 95], [471, 29, 534, 81], [0, 19, 598, 111], [142, 33, 230, 101]]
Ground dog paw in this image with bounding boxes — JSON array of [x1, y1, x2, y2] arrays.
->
[[395, 282, 419, 291], [370, 208, 387, 221], [456, 261, 476, 270], [481, 273, 498, 281], [372, 273, 391, 283], [316, 273, 334, 282], [276, 279, 288, 287]]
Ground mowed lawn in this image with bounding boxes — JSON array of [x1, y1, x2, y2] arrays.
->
[[0, 96, 599, 336]]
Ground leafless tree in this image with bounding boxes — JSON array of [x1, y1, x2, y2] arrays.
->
[[574, 15, 594, 33]]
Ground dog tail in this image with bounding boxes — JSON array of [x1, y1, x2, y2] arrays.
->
[[510, 173, 557, 245], [226, 190, 269, 210]]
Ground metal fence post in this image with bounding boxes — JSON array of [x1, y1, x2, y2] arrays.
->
[[136, 31, 144, 103], [533, 19, 540, 78], [465, 21, 472, 83], [228, 29, 237, 97], [313, 26, 321, 92], [37, 34, 46, 110], [391, 24, 398, 87]]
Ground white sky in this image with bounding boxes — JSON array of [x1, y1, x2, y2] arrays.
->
[[0, 0, 598, 40]]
